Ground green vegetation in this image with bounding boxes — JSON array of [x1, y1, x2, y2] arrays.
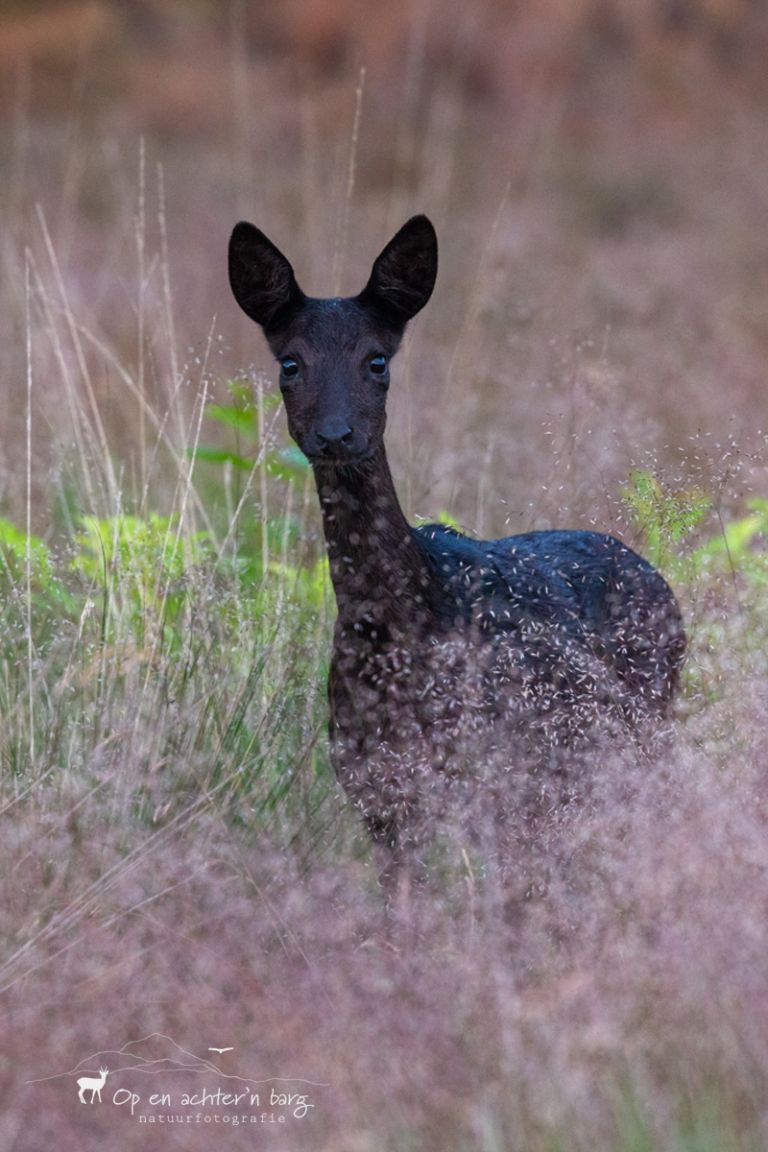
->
[[0, 391, 336, 852], [623, 468, 768, 587], [0, 439, 762, 850]]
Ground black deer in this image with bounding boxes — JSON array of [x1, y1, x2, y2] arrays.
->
[[228, 215, 686, 881]]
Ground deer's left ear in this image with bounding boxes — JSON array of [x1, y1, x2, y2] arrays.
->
[[228, 222, 305, 332], [358, 215, 438, 325]]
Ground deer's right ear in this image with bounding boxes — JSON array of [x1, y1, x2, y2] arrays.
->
[[228, 222, 304, 331]]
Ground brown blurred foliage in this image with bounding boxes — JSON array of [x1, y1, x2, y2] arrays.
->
[[2, 0, 768, 139]]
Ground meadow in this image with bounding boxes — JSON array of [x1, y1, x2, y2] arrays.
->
[[2, 3, 768, 1149]]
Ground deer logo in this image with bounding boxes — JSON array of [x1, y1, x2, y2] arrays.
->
[[77, 1066, 109, 1103]]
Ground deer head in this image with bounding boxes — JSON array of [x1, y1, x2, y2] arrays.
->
[[228, 215, 438, 465]]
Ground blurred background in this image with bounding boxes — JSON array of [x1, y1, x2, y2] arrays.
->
[[2, 0, 768, 537]]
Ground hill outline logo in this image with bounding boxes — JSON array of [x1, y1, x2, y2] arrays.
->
[[26, 1032, 328, 1124]]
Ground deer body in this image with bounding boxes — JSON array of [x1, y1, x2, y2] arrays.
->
[[229, 216, 685, 875]]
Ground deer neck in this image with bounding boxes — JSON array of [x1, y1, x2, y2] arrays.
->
[[313, 443, 430, 636]]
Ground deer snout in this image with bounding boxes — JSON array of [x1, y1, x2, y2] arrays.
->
[[316, 420, 355, 457]]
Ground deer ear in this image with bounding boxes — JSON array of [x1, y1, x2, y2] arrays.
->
[[228, 222, 304, 331], [358, 215, 437, 325]]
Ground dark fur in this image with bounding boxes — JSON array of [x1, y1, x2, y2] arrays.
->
[[229, 215, 686, 880]]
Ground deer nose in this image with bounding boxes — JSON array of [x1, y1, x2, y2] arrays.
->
[[316, 423, 354, 454]]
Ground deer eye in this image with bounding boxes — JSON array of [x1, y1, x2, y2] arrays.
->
[[280, 357, 299, 381], [369, 355, 388, 375]]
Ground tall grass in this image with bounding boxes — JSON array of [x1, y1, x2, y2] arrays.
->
[[3, 7, 768, 1148]]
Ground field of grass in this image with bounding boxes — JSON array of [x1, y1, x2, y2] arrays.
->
[[3, 3, 768, 1149]]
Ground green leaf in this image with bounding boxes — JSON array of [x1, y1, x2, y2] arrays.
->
[[189, 446, 254, 471], [0, 517, 54, 586], [746, 496, 768, 519], [436, 509, 460, 531], [224, 379, 282, 410], [623, 469, 710, 570], [205, 404, 258, 434], [267, 447, 310, 480]]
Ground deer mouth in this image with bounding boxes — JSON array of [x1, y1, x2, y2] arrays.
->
[[310, 449, 375, 469], [307, 433, 376, 466]]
